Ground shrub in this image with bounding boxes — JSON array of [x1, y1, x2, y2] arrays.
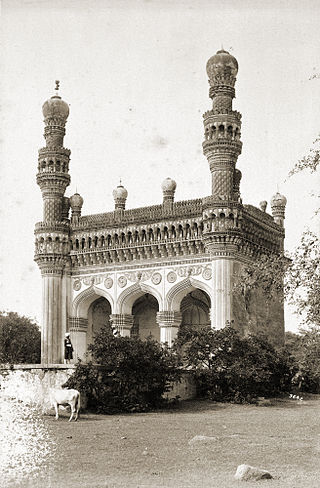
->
[[64, 327, 181, 413], [174, 325, 295, 403]]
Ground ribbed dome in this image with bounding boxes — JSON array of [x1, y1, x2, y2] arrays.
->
[[161, 177, 177, 192], [70, 192, 84, 209], [113, 184, 128, 200], [206, 49, 238, 81], [42, 82, 69, 122], [271, 192, 287, 207]]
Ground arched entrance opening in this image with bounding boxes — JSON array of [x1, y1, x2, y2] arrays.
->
[[87, 296, 112, 347], [180, 289, 211, 331], [131, 293, 160, 341]]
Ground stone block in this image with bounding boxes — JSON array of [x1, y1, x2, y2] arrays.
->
[[234, 464, 273, 481]]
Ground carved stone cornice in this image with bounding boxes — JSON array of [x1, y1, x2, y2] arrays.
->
[[69, 317, 88, 333], [34, 221, 70, 233], [156, 311, 182, 328], [34, 254, 68, 276]]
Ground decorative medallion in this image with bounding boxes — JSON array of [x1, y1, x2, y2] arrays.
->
[[167, 271, 177, 283], [151, 272, 162, 285], [202, 267, 212, 280], [82, 276, 92, 286], [125, 270, 152, 282], [118, 275, 127, 288], [177, 265, 202, 277], [73, 279, 82, 291], [104, 277, 113, 289]]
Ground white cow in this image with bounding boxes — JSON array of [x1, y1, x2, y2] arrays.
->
[[50, 388, 80, 421]]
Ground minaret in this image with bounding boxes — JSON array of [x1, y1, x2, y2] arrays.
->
[[201, 50, 243, 329], [203, 49, 242, 201], [34, 82, 71, 364]]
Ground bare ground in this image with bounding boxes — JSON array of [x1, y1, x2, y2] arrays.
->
[[11, 395, 320, 488]]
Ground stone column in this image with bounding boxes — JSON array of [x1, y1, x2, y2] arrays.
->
[[156, 311, 182, 347], [212, 259, 233, 329], [69, 318, 88, 362], [110, 314, 134, 337], [41, 274, 63, 364]]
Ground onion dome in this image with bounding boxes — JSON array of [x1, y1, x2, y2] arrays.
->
[[161, 177, 177, 193], [70, 192, 84, 221], [42, 81, 69, 124], [113, 182, 128, 210], [206, 49, 238, 84], [113, 184, 128, 201], [70, 192, 84, 209]]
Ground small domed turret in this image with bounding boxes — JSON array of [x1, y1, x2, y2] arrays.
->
[[70, 192, 83, 223], [161, 177, 177, 193], [162, 177, 176, 212], [70, 192, 84, 209], [113, 182, 128, 210], [271, 192, 287, 227], [259, 200, 267, 212]]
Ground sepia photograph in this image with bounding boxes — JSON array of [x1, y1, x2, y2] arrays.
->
[[0, 0, 319, 486]]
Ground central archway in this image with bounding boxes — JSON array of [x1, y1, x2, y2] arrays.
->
[[87, 296, 112, 347], [131, 293, 160, 341], [180, 289, 211, 331]]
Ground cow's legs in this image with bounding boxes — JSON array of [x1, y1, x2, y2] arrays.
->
[[74, 394, 80, 421], [53, 402, 59, 420], [68, 404, 75, 422]]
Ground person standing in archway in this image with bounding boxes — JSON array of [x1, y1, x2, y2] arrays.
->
[[64, 333, 74, 364]]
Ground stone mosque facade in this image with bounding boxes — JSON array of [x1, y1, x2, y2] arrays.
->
[[34, 50, 287, 364]]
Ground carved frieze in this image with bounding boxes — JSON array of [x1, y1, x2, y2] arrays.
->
[[124, 270, 152, 282]]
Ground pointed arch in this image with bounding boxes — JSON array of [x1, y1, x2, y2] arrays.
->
[[72, 285, 114, 318], [117, 282, 163, 314], [166, 277, 212, 312]]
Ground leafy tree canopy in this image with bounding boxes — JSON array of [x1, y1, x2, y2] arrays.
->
[[0, 311, 41, 364]]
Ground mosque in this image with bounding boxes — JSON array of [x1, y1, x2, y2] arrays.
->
[[34, 49, 287, 364]]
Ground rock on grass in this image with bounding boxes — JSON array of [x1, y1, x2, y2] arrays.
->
[[235, 464, 273, 481]]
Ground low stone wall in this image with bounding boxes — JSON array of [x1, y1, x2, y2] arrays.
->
[[0, 365, 196, 411], [0, 365, 76, 413]]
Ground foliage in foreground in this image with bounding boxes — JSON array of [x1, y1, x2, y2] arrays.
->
[[64, 327, 181, 413], [286, 329, 320, 393], [0, 312, 41, 364], [174, 325, 296, 403]]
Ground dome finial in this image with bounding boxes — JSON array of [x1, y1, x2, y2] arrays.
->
[[55, 80, 60, 95]]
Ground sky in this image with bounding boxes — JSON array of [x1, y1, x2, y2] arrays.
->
[[0, 0, 319, 332]]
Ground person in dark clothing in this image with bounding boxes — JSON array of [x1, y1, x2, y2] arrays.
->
[[64, 333, 73, 364]]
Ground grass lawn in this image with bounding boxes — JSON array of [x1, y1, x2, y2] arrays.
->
[[13, 395, 320, 488]]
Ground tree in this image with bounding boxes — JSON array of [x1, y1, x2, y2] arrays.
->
[[285, 330, 320, 393], [0, 311, 41, 364]]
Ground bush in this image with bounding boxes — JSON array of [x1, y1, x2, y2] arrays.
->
[[64, 327, 181, 413], [174, 325, 295, 403]]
